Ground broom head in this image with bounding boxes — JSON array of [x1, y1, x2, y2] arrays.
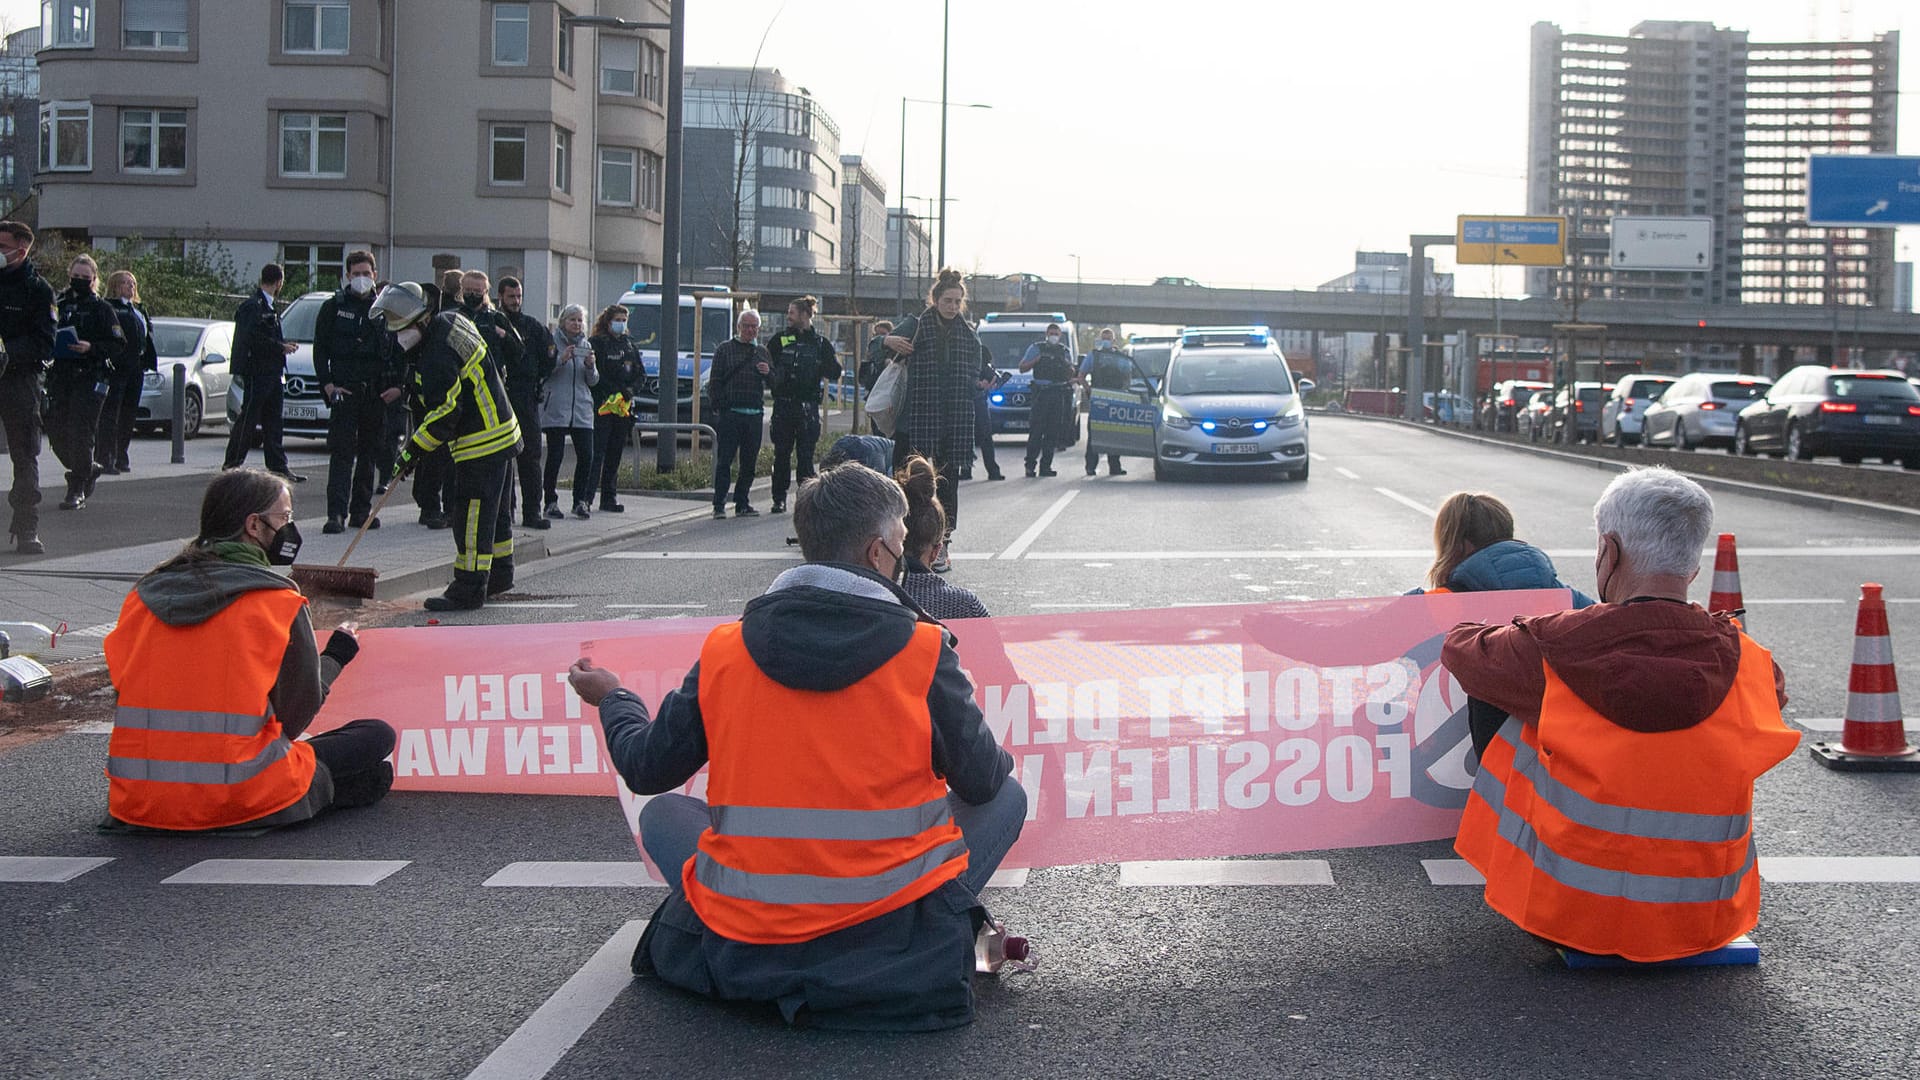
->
[[290, 564, 380, 600]]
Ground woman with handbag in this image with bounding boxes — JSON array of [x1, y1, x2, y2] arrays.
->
[[878, 269, 981, 572]]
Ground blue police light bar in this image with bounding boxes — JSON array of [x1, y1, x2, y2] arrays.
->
[[982, 311, 1067, 323], [1182, 325, 1271, 347]]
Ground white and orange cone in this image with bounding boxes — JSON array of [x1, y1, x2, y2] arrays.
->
[[1811, 583, 1920, 772], [1708, 533, 1745, 623]]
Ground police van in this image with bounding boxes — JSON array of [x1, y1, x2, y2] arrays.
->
[[974, 311, 1078, 438], [617, 283, 738, 422]]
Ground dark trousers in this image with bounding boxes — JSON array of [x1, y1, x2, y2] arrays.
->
[[1024, 385, 1073, 473], [1086, 446, 1123, 474], [447, 456, 513, 599], [544, 426, 593, 508], [0, 370, 42, 536], [46, 376, 105, 493], [324, 387, 388, 521], [508, 390, 542, 520], [309, 718, 399, 810], [377, 398, 408, 481], [593, 412, 631, 505], [413, 445, 453, 517], [712, 410, 763, 511], [973, 393, 1000, 478], [224, 373, 289, 473], [892, 430, 961, 532], [97, 367, 144, 470], [769, 400, 821, 503]]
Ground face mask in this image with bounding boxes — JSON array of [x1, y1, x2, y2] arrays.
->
[[462, 292, 484, 310], [882, 541, 908, 584], [1100, 340, 1114, 349], [348, 275, 374, 296], [396, 326, 424, 351], [1045, 335, 1060, 346], [0, 247, 21, 269], [71, 276, 94, 294], [610, 321, 628, 335], [264, 519, 303, 566]]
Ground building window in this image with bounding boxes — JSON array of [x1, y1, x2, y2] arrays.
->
[[279, 112, 347, 178], [640, 40, 665, 105], [556, 11, 573, 75], [553, 127, 572, 194], [123, 0, 188, 49], [492, 2, 529, 66], [280, 243, 344, 293], [283, 1, 349, 54], [640, 149, 662, 212], [42, 1, 94, 47], [600, 37, 637, 95], [121, 109, 186, 173], [489, 123, 526, 185], [38, 101, 91, 171], [597, 147, 634, 206]]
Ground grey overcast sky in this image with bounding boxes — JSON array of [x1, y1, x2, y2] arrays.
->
[[9, 1, 1917, 297]]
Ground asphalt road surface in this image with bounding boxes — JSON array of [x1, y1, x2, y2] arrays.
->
[[4, 414, 1917, 1079]]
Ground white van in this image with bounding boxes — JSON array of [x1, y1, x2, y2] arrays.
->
[[974, 311, 1077, 436]]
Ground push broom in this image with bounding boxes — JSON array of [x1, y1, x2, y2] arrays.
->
[[289, 482, 403, 600]]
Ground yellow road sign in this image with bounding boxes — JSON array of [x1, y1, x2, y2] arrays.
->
[[1455, 216, 1567, 266]]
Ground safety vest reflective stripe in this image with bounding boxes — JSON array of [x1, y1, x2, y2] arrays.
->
[[414, 320, 519, 459], [693, 837, 969, 906], [709, 795, 953, 842], [1491, 720, 1752, 843], [1471, 728, 1756, 904], [112, 705, 272, 738], [107, 737, 294, 786]]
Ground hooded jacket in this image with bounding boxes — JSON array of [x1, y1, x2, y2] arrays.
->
[[599, 562, 1011, 1031], [1410, 540, 1597, 608]]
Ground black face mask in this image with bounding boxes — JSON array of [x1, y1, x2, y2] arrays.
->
[[883, 542, 908, 585], [265, 520, 303, 566], [71, 276, 94, 294], [462, 292, 484, 310]]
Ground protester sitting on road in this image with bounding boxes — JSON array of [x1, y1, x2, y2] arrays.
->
[[820, 433, 895, 474], [567, 461, 1025, 1031], [101, 468, 396, 832], [1408, 491, 1594, 607], [898, 455, 990, 619], [1444, 467, 1798, 963]]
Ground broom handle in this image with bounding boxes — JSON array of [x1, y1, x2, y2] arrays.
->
[[338, 479, 404, 566]]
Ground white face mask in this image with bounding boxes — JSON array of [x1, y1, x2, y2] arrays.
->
[[396, 326, 424, 351], [348, 275, 375, 296]]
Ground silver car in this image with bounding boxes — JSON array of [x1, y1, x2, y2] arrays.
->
[[1599, 374, 1676, 446], [1641, 372, 1772, 450], [1154, 328, 1311, 481], [138, 318, 236, 439]]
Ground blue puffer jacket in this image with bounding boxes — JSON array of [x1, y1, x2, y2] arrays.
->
[[1413, 539, 1597, 608]]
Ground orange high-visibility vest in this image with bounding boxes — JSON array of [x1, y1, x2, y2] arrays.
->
[[103, 585, 318, 831], [683, 620, 968, 945], [1455, 631, 1798, 962]]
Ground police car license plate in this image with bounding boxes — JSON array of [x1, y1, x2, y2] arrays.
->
[[284, 405, 321, 420], [1003, 420, 1029, 430], [633, 411, 656, 422], [1864, 415, 1900, 425], [1211, 442, 1261, 454]]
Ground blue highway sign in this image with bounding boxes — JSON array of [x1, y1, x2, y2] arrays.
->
[[1806, 154, 1920, 227]]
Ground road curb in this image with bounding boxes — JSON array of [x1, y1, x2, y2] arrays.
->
[[1326, 412, 1920, 526]]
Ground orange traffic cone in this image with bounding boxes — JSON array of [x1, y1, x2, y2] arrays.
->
[[1811, 583, 1920, 772], [1708, 533, 1745, 617]]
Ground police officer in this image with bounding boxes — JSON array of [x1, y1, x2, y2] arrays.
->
[[376, 282, 521, 612], [497, 275, 554, 530], [1018, 323, 1075, 478], [314, 251, 402, 534], [50, 254, 126, 510], [0, 221, 55, 553], [1078, 328, 1132, 477], [767, 296, 841, 514], [222, 263, 303, 481]]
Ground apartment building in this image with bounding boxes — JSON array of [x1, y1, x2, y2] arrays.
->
[[679, 65, 841, 273], [32, 0, 670, 316]]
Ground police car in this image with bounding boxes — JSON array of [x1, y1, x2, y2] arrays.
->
[[618, 283, 738, 422], [975, 311, 1078, 438]]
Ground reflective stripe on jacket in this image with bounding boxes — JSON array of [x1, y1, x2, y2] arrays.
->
[[411, 312, 522, 463], [1454, 632, 1799, 962], [684, 620, 968, 945], [103, 588, 318, 831]]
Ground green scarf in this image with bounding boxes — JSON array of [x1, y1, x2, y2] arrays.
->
[[207, 540, 270, 567]]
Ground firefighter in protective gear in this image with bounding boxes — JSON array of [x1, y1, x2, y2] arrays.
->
[[376, 282, 522, 611]]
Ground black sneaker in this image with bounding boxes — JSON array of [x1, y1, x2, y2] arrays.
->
[[573, 504, 591, 520], [545, 502, 564, 520], [523, 516, 551, 531], [348, 515, 380, 530], [1111, 467, 1128, 476], [323, 516, 346, 535], [273, 471, 308, 484], [1039, 469, 1058, 477], [419, 513, 449, 530], [771, 500, 787, 514], [735, 505, 760, 518], [987, 472, 1005, 481], [599, 499, 626, 513], [712, 507, 728, 520]]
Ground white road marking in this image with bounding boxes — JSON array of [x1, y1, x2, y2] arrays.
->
[[1759, 857, 1920, 883], [951, 552, 994, 561], [603, 603, 708, 610], [1744, 599, 1847, 606], [1789, 717, 1847, 732], [0, 856, 114, 883], [465, 920, 648, 1080], [1309, 452, 1328, 462], [72, 721, 114, 734], [162, 859, 410, 886], [1023, 546, 1920, 562], [986, 868, 1029, 888], [1117, 859, 1335, 886], [1334, 467, 1362, 481], [1421, 859, 1486, 887], [999, 490, 1080, 561], [600, 551, 802, 560], [1030, 602, 1130, 609], [1373, 487, 1437, 519], [484, 862, 664, 888], [65, 622, 118, 638], [486, 603, 580, 610]]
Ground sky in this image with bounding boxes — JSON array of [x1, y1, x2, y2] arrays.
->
[[7, 1, 1917, 298]]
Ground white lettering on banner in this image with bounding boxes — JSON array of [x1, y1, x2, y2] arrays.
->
[[1044, 734, 1419, 819], [445, 673, 552, 722], [432, 727, 489, 776], [551, 673, 585, 720], [395, 724, 609, 777]]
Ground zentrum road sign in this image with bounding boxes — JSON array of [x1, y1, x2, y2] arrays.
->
[[1609, 216, 1713, 271], [1455, 216, 1566, 266], [1807, 154, 1920, 227]]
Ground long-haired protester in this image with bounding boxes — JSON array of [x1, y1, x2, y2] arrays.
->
[[896, 455, 989, 620], [102, 469, 395, 832], [881, 268, 981, 571], [1412, 491, 1594, 606]]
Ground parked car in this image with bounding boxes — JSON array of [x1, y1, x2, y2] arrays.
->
[[227, 290, 332, 441], [1599, 374, 1676, 446], [1641, 373, 1771, 450], [1489, 379, 1551, 432], [1517, 389, 1555, 442], [1733, 366, 1920, 468], [1546, 382, 1613, 444], [1153, 276, 1204, 288], [137, 318, 235, 439], [1153, 326, 1311, 481]]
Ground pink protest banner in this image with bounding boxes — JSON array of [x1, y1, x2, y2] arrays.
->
[[314, 590, 1572, 867]]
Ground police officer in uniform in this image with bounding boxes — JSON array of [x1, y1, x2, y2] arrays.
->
[[1018, 323, 1075, 478], [767, 296, 841, 513], [50, 254, 126, 510], [375, 282, 522, 612], [497, 275, 554, 530], [314, 251, 402, 534], [0, 221, 55, 553], [1078, 328, 1132, 477]]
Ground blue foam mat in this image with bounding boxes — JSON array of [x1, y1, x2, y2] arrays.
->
[[1558, 935, 1759, 969]]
